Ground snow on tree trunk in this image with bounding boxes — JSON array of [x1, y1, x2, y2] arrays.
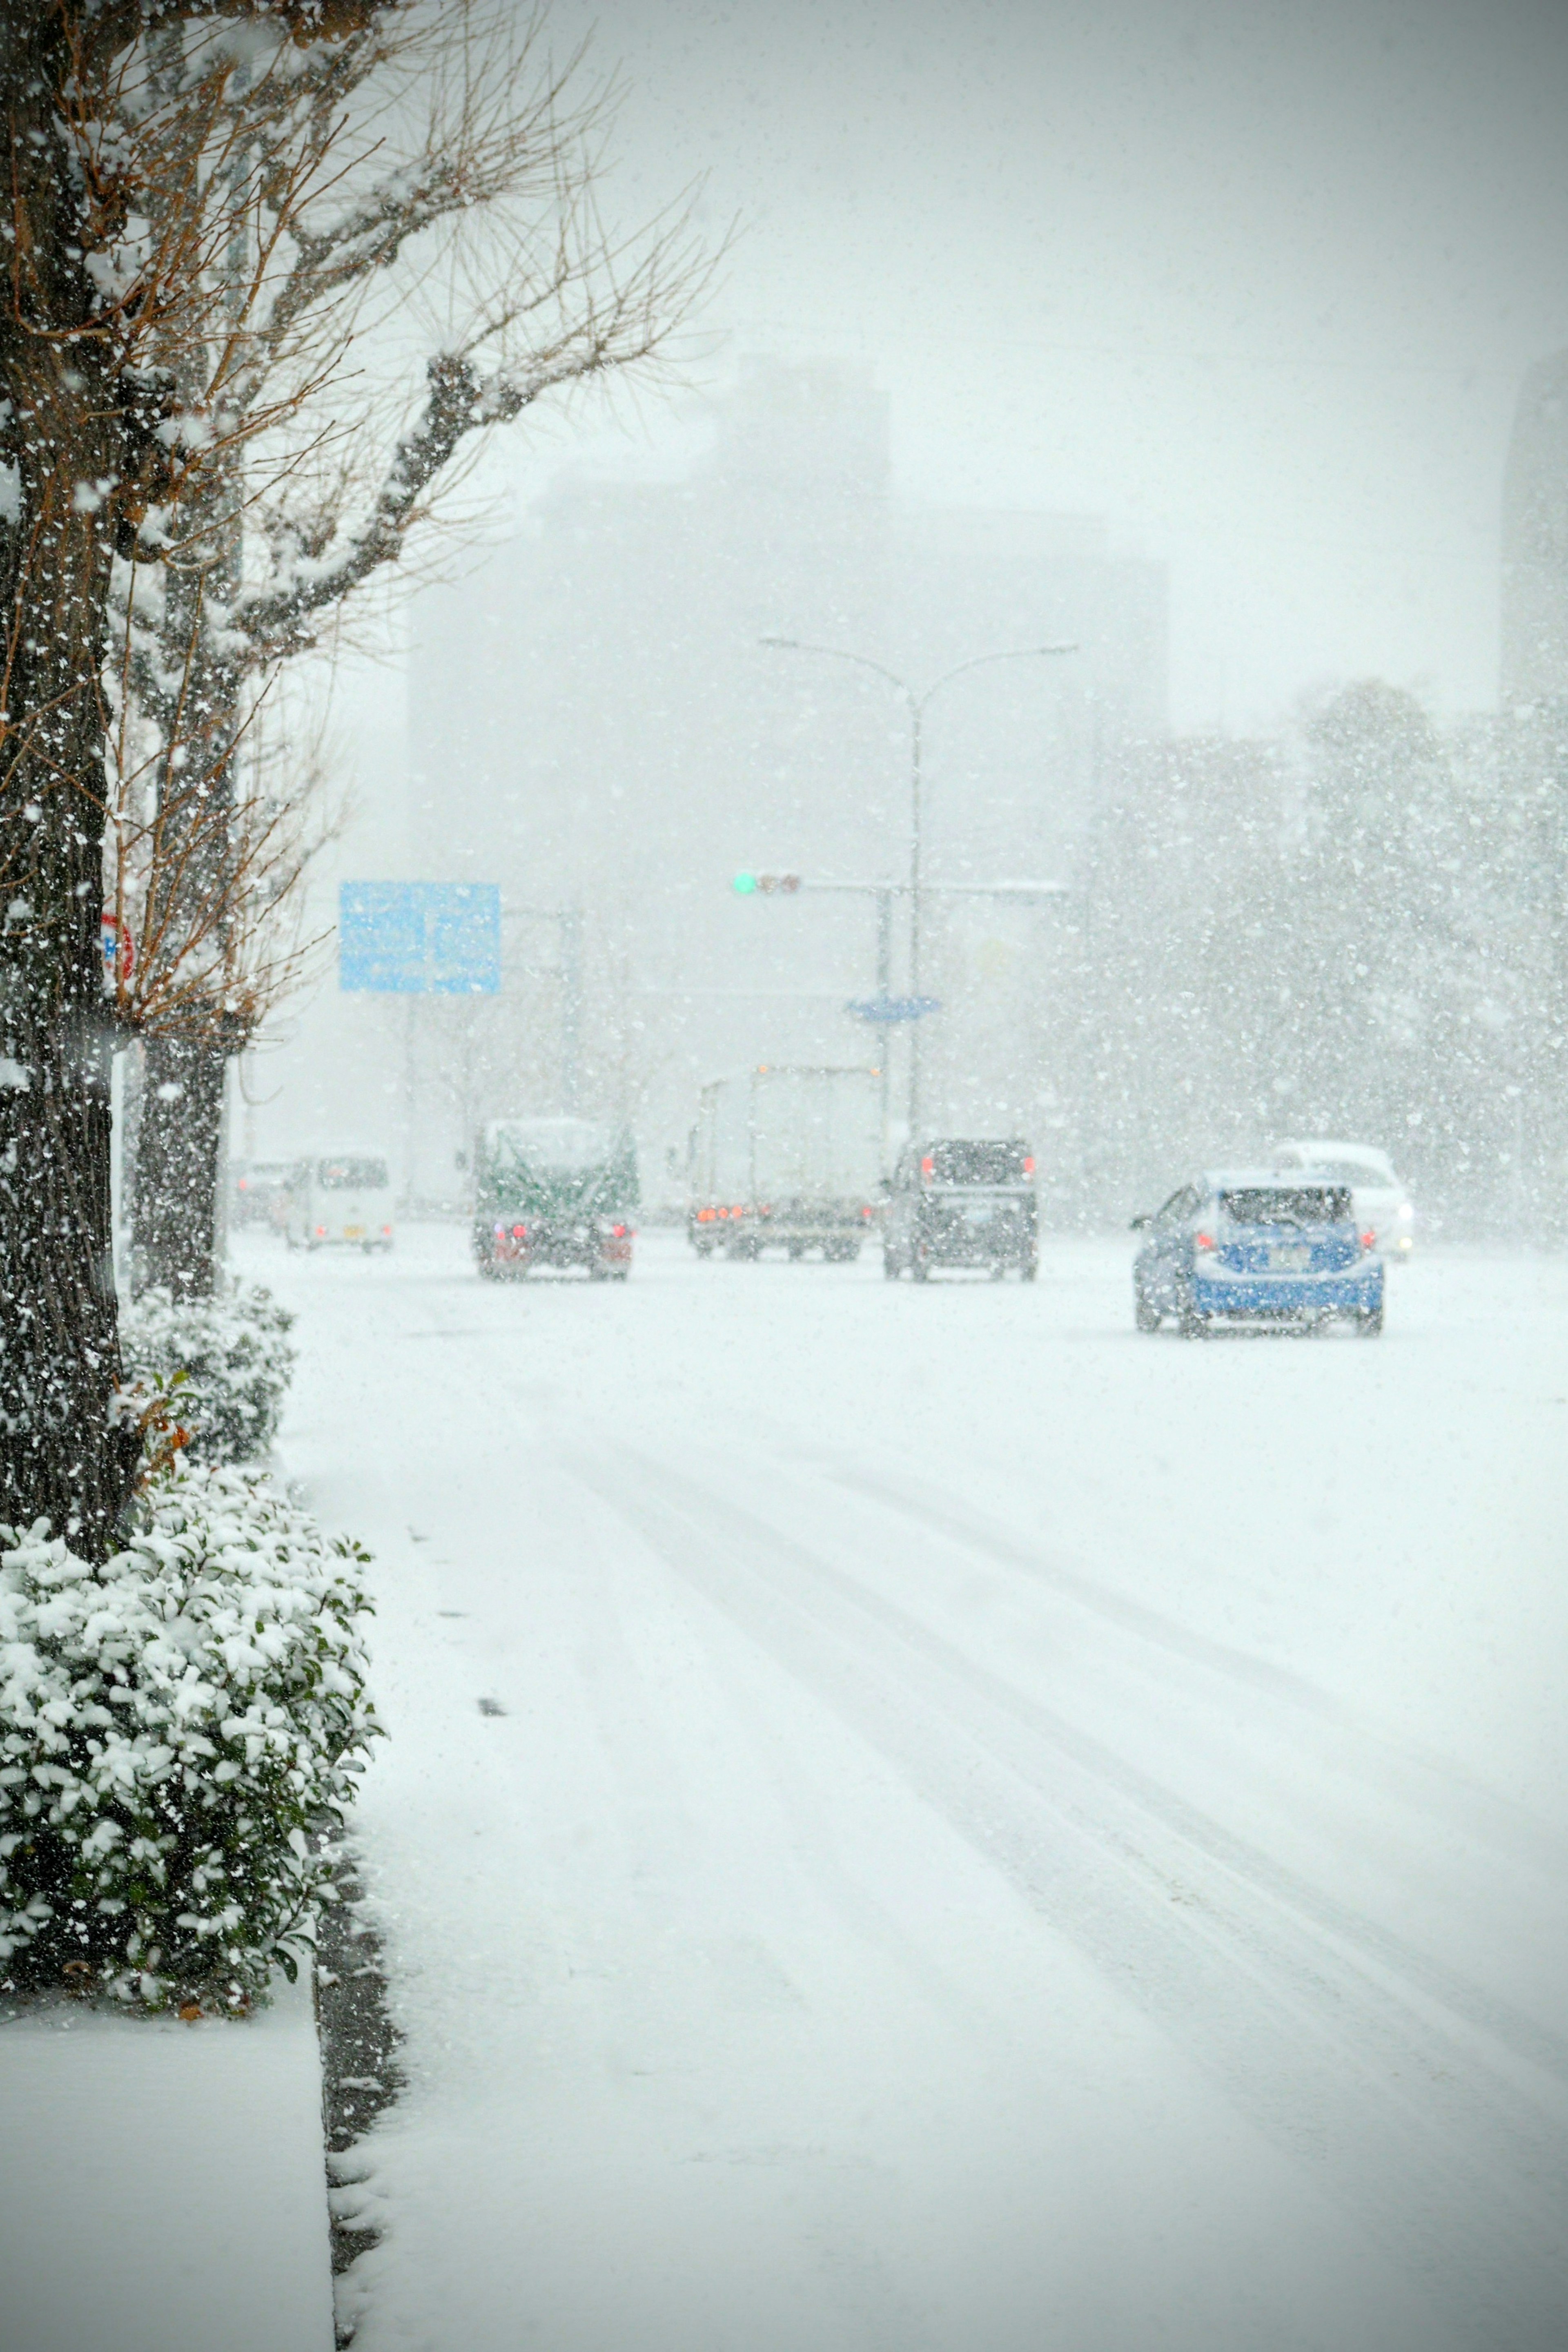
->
[[0, 6, 140, 1556]]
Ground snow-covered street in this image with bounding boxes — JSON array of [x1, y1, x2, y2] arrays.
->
[[255, 1226, 1568, 2352]]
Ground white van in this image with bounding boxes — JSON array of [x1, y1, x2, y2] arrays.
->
[[1269, 1139, 1414, 1260], [284, 1154, 394, 1252]]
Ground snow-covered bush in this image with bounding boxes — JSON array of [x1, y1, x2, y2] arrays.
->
[[119, 1282, 296, 1463], [0, 1465, 378, 2011]]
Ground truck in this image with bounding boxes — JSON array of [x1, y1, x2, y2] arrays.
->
[[472, 1117, 638, 1281], [688, 1066, 883, 1262]]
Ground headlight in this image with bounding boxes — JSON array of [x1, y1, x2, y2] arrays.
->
[[1397, 1202, 1413, 1220]]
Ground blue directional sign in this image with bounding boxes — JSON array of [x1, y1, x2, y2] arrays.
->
[[339, 882, 501, 994], [845, 995, 942, 1023]]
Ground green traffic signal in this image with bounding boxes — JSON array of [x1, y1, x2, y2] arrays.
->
[[733, 871, 759, 894]]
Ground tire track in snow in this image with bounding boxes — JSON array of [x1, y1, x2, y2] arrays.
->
[[811, 1450, 1568, 1884], [568, 1443, 1568, 2352]]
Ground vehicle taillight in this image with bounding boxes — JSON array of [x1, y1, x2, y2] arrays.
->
[[511, 1223, 528, 1239], [1360, 1230, 1376, 1249], [860, 1203, 873, 1219], [1195, 1232, 1214, 1251], [920, 1155, 934, 1179], [314, 1224, 325, 1237], [610, 1224, 627, 1238], [381, 1224, 392, 1235], [1023, 1155, 1035, 1176]]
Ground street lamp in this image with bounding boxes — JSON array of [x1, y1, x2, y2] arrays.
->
[[760, 636, 1077, 1130]]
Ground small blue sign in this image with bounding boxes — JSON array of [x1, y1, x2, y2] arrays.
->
[[845, 995, 942, 1023], [339, 882, 501, 994]]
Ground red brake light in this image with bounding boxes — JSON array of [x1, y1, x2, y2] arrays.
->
[[1022, 1156, 1035, 1176], [381, 1224, 392, 1235], [314, 1224, 325, 1237], [861, 1203, 873, 1219], [1195, 1232, 1214, 1251], [611, 1224, 627, 1238], [1360, 1230, 1375, 1249], [511, 1223, 527, 1239], [920, 1155, 934, 1179]]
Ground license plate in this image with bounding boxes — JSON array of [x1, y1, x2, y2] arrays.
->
[[1268, 1244, 1310, 1271], [345, 1225, 364, 1240], [964, 1205, 993, 1225]]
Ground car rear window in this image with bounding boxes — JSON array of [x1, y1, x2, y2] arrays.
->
[[1220, 1186, 1351, 1226], [317, 1157, 389, 1190], [1292, 1159, 1392, 1185], [926, 1141, 1031, 1186]]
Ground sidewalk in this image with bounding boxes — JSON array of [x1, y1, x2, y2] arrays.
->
[[0, 1976, 334, 2352]]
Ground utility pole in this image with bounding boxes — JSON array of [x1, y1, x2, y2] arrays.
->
[[732, 872, 1067, 1170], [760, 638, 1076, 1133]]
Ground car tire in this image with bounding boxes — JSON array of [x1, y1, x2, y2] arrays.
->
[[1134, 1284, 1160, 1332], [912, 1250, 930, 1283], [1177, 1291, 1207, 1338], [883, 1252, 899, 1280], [1021, 1259, 1037, 1283], [1355, 1305, 1383, 1335]]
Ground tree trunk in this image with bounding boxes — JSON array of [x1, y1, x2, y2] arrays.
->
[[0, 4, 142, 1554], [131, 1036, 229, 1296]]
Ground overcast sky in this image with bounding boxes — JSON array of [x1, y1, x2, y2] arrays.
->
[[450, 0, 1568, 734]]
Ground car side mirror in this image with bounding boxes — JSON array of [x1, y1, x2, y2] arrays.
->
[[1129, 1213, 1151, 1231], [879, 1176, 892, 1193]]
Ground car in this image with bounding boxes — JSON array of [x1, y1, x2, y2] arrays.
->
[[884, 1137, 1037, 1281], [1131, 1170, 1383, 1335], [283, 1153, 395, 1253], [1269, 1139, 1415, 1260], [232, 1159, 294, 1230], [472, 1117, 637, 1282]]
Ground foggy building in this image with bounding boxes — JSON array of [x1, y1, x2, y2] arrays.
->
[[405, 359, 1167, 1188], [1500, 348, 1568, 710]]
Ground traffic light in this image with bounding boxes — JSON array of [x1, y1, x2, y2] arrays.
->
[[732, 872, 801, 895]]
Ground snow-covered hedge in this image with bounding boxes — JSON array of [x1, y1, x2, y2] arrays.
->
[[0, 1465, 378, 2011], [119, 1282, 296, 1464]]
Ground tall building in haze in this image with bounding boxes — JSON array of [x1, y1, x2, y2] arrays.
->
[[406, 359, 1167, 1190], [1501, 348, 1568, 709]]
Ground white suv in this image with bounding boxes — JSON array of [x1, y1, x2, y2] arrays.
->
[[1269, 1140, 1414, 1260]]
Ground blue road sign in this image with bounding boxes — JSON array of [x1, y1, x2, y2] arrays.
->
[[845, 995, 942, 1023], [339, 882, 501, 994]]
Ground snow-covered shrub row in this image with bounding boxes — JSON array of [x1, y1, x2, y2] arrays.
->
[[0, 1464, 379, 2011], [119, 1282, 296, 1463]]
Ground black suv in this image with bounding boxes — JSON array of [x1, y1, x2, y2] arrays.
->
[[883, 1138, 1038, 1282]]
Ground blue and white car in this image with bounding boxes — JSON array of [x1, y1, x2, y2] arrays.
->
[[1131, 1170, 1384, 1336]]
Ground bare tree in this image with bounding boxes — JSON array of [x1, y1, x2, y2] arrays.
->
[[113, 1, 713, 1294], [1, 0, 708, 1548], [0, 0, 388, 1554]]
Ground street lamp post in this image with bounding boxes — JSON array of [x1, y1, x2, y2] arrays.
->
[[760, 637, 1076, 1131]]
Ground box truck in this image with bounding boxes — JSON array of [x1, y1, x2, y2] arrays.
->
[[688, 1066, 882, 1262]]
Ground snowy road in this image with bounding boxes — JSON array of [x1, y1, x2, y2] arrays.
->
[[254, 1225, 1568, 2352]]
